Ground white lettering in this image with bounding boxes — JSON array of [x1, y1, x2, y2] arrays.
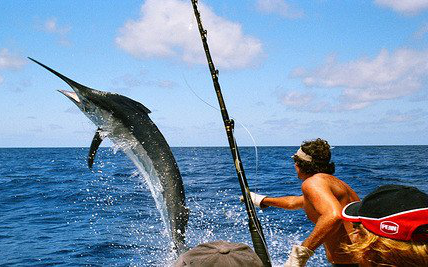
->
[[380, 221, 399, 234], [381, 224, 397, 231]]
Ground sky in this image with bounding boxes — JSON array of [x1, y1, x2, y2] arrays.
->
[[1, 0, 427, 147]]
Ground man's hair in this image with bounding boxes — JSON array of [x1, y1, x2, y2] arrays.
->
[[343, 224, 428, 266], [293, 138, 335, 175]]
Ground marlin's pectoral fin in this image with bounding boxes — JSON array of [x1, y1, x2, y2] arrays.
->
[[88, 128, 105, 169]]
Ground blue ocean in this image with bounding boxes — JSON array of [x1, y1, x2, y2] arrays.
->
[[0, 146, 427, 266]]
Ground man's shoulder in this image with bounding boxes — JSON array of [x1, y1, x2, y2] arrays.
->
[[301, 175, 329, 191], [304, 173, 358, 201], [301, 173, 340, 192], [306, 173, 337, 182], [316, 172, 337, 178]]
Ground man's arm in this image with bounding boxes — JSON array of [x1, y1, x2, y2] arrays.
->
[[300, 177, 343, 251], [261, 195, 304, 210]]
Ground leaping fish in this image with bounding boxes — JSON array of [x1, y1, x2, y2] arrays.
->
[[29, 58, 189, 253]]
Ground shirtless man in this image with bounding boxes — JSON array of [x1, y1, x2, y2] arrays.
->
[[249, 138, 360, 266]]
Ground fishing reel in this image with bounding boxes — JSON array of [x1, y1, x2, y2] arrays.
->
[[225, 119, 235, 132]]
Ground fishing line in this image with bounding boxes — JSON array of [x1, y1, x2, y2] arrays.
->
[[184, 75, 269, 258], [231, 130, 270, 258], [233, 121, 259, 186], [183, 75, 218, 112], [182, 75, 260, 184]]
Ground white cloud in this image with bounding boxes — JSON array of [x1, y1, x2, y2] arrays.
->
[[293, 48, 428, 110], [156, 80, 176, 89], [49, 124, 63, 130], [383, 109, 426, 123], [111, 72, 177, 91], [280, 91, 313, 107], [264, 117, 296, 128], [116, 0, 263, 69], [111, 73, 144, 89], [356, 109, 427, 129], [256, 0, 303, 19], [44, 18, 70, 34], [375, 0, 428, 15], [0, 49, 26, 85], [263, 117, 337, 138], [413, 23, 428, 39], [0, 48, 26, 70], [278, 90, 332, 112], [42, 18, 71, 46]]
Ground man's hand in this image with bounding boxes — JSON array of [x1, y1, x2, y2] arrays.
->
[[284, 245, 314, 267], [240, 192, 267, 208]]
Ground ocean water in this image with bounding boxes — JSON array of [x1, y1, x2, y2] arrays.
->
[[0, 146, 427, 266]]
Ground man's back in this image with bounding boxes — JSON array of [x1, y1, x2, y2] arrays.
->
[[302, 173, 360, 264]]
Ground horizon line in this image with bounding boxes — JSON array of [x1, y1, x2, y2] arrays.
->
[[0, 144, 427, 149]]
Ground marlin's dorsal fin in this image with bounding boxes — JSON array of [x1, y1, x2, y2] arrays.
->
[[88, 128, 105, 169]]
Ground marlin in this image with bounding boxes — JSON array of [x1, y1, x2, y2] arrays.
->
[[29, 57, 188, 253]]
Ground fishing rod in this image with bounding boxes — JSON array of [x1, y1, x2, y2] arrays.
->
[[190, 1, 271, 266]]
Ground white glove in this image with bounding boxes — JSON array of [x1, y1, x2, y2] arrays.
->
[[284, 245, 314, 267], [240, 192, 267, 208]]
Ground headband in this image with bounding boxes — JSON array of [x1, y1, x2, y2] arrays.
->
[[294, 147, 312, 162]]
